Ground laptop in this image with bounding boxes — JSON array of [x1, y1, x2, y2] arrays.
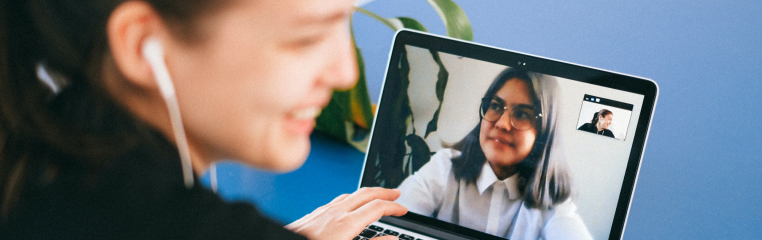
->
[[357, 30, 658, 240]]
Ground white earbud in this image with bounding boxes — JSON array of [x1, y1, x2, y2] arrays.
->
[[142, 37, 195, 189]]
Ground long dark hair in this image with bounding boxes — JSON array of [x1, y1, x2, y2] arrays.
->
[[451, 67, 571, 209], [591, 109, 612, 125], [0, 0, 224, 221]]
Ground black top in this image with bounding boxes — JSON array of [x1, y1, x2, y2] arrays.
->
[[577, 123, 616, 138], [0, 132, 306, 240]]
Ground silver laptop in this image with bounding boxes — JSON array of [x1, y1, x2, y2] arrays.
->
[[356, 30, 658, 240]]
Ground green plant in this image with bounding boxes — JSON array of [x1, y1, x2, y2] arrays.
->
[[314, 0, 473, 154]]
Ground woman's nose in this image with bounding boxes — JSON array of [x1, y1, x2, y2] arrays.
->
[[494, 112, 512, 131], [319, 28, 358, 91]]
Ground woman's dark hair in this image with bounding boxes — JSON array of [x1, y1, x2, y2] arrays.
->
[[0, 0, 225, 220], [451, 67, 572, 209], [591, 109, 612, 125]]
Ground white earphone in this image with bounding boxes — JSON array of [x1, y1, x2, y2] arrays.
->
[[142, 37, 196, 189]]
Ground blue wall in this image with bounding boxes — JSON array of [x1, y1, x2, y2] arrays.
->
[[353, 1, 762, 239], [206, 1, 762, 239]]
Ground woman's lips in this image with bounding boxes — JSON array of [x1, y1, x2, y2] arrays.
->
[[285, 106, 322, 135], [488, 136, 514, 147], [289, 107, 322, 120], [285, 94, 330, 135]]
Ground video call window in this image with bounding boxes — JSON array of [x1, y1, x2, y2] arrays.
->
[[363, 44, 646, 240], [575, 94, 634, 140]]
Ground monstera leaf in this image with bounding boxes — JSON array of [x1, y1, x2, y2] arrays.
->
[[426, 0, 473, 41], [405, 134, 431, 175], [315, 0, 472, 157], [424, 49, 449, 138]]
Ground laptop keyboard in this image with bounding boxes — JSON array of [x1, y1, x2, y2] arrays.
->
[[353, 221, 438, 240]]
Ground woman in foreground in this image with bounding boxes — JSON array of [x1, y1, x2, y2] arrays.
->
[[0, 0, 405, 239]]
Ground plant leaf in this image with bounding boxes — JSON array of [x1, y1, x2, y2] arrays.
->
[[375, 47, 414, 189], [425, 50, 449, 138], [315, 91, 349, 140], [405, 134, 432, 174], [350, 46, 374, 130], [396, 49, 413, 135], [356, 7, 400, 31], [395, 17, 428, 32], [425, 0, 473, 41], [357, 7, 430, 33], [430, 50, 449, 102]]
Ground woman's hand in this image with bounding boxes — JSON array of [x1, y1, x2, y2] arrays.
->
[[285, 187, 408, 240]]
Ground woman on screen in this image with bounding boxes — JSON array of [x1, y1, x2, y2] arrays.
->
[[396, 68, 592, 239], [578, 109, 616, 138]]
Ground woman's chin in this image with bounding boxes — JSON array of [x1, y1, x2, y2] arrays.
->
[[268, 140, 311, 173], [484, 147, 523, 167]]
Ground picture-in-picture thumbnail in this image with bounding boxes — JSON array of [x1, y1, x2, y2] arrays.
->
[[576, 94, 633, 140]]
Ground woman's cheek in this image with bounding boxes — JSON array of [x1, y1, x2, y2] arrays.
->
[[520, 131, 537, 158]]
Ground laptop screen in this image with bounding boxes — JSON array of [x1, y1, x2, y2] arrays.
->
[[361, 30, 657, 240]]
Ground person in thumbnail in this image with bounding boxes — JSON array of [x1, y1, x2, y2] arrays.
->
[[578, 109, 615, 138], [395, 68, 592, 239]]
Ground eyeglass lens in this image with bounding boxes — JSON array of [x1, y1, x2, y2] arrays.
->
[[481, 98, 536, 130]]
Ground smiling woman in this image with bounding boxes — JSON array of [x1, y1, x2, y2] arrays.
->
[[0, 0, 405, 239], [140, 0, 360, 173], [577, 109, 615, 138]]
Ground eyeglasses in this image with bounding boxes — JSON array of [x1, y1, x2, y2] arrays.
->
[[480, 98, 540, 131]]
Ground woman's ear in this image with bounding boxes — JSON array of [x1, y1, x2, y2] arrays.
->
[[106, 1, 168, 91]]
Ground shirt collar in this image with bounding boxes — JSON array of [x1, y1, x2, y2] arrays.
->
[[476, 161, 521, 200]]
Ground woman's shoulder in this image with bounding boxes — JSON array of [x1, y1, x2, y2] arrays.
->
[[603, 129, 616, 137], [434, 148, 461, 160], [548, 198, 579, 215], [542, 199, 593, 240], [513, 199, 591, 240], [6, 141, 305, 239], [407, 148, 460, 182], [577, 123, 594, 131], [428, 148, 460, 170], [517, 198, 580, 222]]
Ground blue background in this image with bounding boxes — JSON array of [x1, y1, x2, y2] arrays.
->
[[204, 1, 762, 239]]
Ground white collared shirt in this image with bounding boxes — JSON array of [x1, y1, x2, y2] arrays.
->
[[396, 149, 592, 240]]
